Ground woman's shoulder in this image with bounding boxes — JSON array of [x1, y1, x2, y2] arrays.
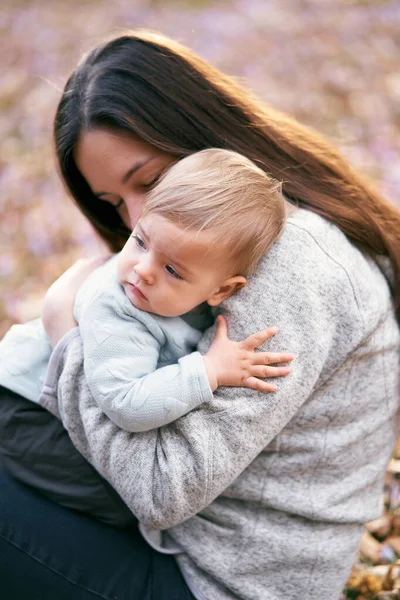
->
[[281, 208, 357, 264], [267, 208, 389, 293], [240, 208, 392, 331], [251, 208, 357, 283]]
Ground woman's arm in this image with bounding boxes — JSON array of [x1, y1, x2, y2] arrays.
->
[[40, 224, 364, 530]]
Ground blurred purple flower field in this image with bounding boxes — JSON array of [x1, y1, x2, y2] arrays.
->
[[1, 0, 399, 336], [1, 2, 400, 596]]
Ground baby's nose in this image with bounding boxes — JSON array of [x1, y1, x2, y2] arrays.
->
[[134, 259, 155, 284]]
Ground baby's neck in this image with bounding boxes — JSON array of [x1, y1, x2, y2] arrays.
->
[[183, 301, 210, 316]]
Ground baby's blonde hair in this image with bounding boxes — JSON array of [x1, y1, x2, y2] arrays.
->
[[142, 149, 286, 276]]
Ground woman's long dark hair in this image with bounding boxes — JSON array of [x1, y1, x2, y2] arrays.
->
[[54, 29, 400, 324]]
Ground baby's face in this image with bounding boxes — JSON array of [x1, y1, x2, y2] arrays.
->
[[117, 214, 236, 317]]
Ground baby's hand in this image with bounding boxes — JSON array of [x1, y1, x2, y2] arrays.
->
[[203, 316, 293, 392]]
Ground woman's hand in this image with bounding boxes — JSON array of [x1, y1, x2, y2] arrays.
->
[[203, 315, 294, 392], [42, 256, 110, 347]]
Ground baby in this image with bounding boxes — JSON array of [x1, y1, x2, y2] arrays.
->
[[0, 149, 293, 432]]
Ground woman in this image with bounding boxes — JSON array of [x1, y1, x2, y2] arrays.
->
[[0, 30, 399, 600]]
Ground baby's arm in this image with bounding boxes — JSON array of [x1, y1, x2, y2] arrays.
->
[[80, 304, 292, 433], [78, 294, 211, 432], [77, 265, 292, 432]]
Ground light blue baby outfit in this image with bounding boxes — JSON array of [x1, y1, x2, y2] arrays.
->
[[0, 256, 213, 431], [0, 319, 52, 402]]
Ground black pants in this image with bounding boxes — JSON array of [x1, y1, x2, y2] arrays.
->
[[0, 387, 195, 599]]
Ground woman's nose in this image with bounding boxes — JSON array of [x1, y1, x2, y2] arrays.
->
[[121, 195, 144, 230]]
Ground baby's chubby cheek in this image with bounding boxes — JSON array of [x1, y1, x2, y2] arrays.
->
[[152, 293, 188, 318], [115, 250, 130, 284]]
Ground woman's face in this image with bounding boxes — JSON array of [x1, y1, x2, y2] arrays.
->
[[74, 129, 176, 229]]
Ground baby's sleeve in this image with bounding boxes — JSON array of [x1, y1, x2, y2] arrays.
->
[[0, 318, 52, 403], [78, 287, 213, 432]]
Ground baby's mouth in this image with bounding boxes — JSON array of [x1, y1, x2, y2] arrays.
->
[[128, 282, 148, 301]]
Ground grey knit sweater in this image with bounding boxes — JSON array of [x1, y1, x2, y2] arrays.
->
[[40, 209, 400, 600]]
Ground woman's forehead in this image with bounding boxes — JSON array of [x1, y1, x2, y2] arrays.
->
[[75, 130, 153, 167], [73, 129, 168, 187]]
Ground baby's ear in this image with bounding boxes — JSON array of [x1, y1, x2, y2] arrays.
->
[[207, 276, 247, 307]]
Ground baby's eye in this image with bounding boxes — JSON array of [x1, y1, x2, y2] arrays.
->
[[132, 234, 146, 250], [165, 264, 183, 280]]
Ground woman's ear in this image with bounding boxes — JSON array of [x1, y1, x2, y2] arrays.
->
[[206, 276, 247, 306]]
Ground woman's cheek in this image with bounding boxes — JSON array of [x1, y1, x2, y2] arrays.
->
[[118, 204, 130, 228], [123, 197, 144, 230]]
